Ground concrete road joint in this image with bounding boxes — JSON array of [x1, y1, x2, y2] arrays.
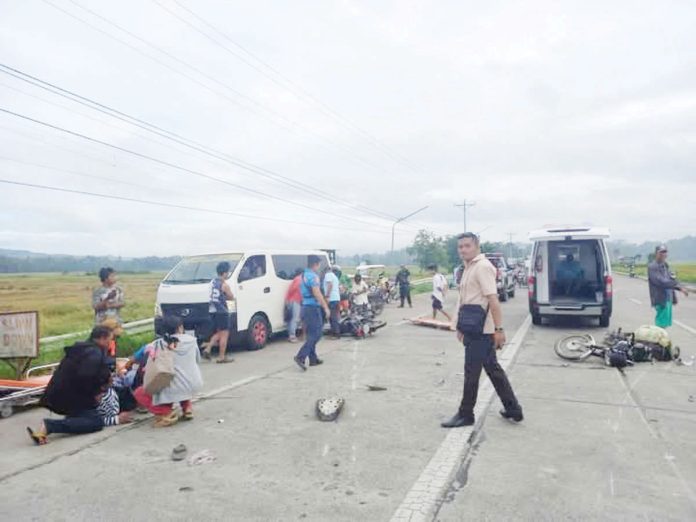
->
[[390, 315, 533, 522]]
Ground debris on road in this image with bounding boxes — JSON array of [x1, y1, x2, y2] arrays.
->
[[316, 397, 345, 422], [187, 449, 216, 466], [366, 385, 387, 391], [408, 317, 455, 331], [171, 444, 188, 461]]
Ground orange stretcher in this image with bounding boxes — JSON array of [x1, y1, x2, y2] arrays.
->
[[0, 363, 58, 419], [0, 358, 128, 419], [408, 316, 456, 331]]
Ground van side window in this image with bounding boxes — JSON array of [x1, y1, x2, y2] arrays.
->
[[238, 255, 267, 282], [271, 255, 307, 280]]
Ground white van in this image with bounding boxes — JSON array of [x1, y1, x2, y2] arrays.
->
[[154, 250, 330, 350], [528, 227, 613, 327]]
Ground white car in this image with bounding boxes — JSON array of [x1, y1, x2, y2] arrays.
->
[[528, 227, 613, 327], [155, 250, 330, 350]]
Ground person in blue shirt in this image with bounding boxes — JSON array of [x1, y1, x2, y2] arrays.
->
[[323, 266, 342, 340], [294, 255, 331, 371]]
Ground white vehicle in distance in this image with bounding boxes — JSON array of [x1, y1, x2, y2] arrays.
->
[[528, 227, 613, 327], [155, 250, 330, 350]]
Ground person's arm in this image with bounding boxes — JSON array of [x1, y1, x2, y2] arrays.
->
[[92, 289, 108, 311], [486, 293, 505, 349], [311, 285, 330, 315], [221, 281, 234, 300], [648, 263, 681, 290]]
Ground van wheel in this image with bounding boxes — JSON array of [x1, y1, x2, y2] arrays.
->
[[499, 289, 508, 302], [531, 313, 542, 326], [247, 314, 270, 351], [599, 314, 610, 328], [508, 287, 515, 298]]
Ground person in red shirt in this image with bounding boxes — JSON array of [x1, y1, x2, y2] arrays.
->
[[285, 269, 303, 343]]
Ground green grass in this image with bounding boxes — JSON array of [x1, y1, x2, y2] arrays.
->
[[0, 272, 164, 337], [0, 329, 156, 379], [614, 262, 696, 283]]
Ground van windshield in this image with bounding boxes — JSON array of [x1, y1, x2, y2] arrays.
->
[[164, 254, 242, 284]]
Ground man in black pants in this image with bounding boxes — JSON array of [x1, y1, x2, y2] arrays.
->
[[27, 326, 113, 445], [442, 233, 523, 428], [395, 265, 412, 308]]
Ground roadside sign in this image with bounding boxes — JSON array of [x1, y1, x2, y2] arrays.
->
[[0, 311, 39, 358]]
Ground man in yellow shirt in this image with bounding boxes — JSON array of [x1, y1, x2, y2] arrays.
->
[[442, 233, 523, 428]]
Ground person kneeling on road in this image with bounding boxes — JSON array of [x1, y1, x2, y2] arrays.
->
[[442, 232, 523, 429], [134, 316, 203, 428], [27, 326, 116, 445], [294, 255, 331, 371]]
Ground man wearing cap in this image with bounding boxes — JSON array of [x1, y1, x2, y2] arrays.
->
[[648, 245, 689, 328]]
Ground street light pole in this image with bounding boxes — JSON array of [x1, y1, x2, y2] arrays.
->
[[454, 200, 476, 232], [391, 205, 429, 254]]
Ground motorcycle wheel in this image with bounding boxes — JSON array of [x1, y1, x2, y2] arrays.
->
[[554, 334, 596, 361]]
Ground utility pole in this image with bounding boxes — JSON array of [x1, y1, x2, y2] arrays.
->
[[391, 206, 429, 254], [454, 200, 475, 232], [506, 232, 516, 260]]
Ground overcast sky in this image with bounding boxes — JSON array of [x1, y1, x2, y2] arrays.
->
[[1, 0, 695, 257]]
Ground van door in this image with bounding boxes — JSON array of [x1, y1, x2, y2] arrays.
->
[[235, 254, 271, 332], [533, 241, 550, 304], [269, 254, 310, 331]]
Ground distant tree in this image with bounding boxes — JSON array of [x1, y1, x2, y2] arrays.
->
[[407, 230, 448, 270]]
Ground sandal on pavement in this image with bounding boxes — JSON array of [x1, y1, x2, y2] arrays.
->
[[153, 411, 179, 428], [27, 427, 47, 446], [216, 357, 233, 364]]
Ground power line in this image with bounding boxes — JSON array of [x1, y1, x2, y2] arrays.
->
[[53, 0, 396, 177], [159, 0, 423, 175], [0, 177, 411, 235], [0, 63, 404, 224], [0, 106, 394, 231]]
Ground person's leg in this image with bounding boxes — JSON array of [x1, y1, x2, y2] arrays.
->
[[481, 337, 522, 415], [133, 386, 172, 415], [288, 302, 300, 341], [655, 301, 672, 328], [399, 287, 405, 307], [407, 289, 412, 307], [330, 301, 340, 337], [44, 409, 103, 435], [180, 399, 193, 419], [458, 337, 487, 419], [217, 328, 230, 362], [439, 309, 452, 321], [307, 308, 324, 364], [296, 306, 314, 363]]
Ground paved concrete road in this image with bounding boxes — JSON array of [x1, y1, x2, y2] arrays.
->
[[0, 290, 529, 521], [436, 275, 696, 521], [2, 277, 694, 521]]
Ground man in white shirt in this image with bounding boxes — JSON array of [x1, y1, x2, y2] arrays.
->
[[430, 264, 452, 321], [351, 274, 369, 307]]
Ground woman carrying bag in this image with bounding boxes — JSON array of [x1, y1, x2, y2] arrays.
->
[[134, 316, 203, 428]]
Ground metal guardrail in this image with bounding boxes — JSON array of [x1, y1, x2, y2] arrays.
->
[[39, 318, 154, 344]]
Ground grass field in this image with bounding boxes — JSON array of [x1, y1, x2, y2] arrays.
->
[[0, 272, 164, 337], [613, 263, 696, 284]]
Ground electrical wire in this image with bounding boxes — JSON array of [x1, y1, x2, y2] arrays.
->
[[160, 0, 424, 174], [0, 107, 405, 232], [0, 63, 410, 225]]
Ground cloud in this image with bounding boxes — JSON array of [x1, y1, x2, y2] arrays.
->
[[1, 0, 695, 256]]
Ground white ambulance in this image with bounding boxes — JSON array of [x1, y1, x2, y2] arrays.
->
[[528, 227, 613, 327]]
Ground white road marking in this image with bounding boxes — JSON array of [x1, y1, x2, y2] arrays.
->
[[675, 320, 696, 336], [390, 315, 532, 522], [196, 375, 261, 400], [609, 471, 615, 497], [629, 298, 642, 305]]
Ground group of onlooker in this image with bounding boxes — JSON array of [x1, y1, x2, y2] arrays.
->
[[27, 268, 204, 445]]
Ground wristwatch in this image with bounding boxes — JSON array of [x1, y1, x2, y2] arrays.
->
[[494, 327, 504, 332]]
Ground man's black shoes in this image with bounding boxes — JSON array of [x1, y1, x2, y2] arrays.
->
[[293, 356, 307, 371], [499, 408, 524, 422], [441, 413, 475, 428], [309, 359, 324, 366]]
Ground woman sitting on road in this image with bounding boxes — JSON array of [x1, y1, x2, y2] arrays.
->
[[133, 316, 203, 428]]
